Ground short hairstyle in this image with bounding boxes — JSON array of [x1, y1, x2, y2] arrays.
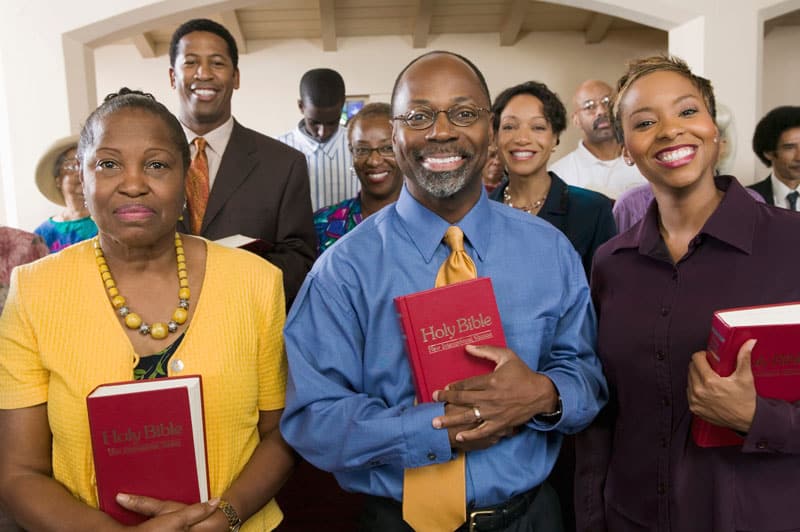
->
[[299, 68, 345, 107], [611, 55, 716, 145], [752, 106, 800, 167], [169, 18, 238, 69], [491, 81, 567, 138], [347, 102, 392, 144], [78, 88, 190, 174], [390, 51, 491, 112]]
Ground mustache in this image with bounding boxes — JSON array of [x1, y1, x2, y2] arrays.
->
[[592, 115, 610, 130], [412, 146, 472, 159]]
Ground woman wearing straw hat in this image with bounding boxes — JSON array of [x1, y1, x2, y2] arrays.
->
[[34, 135, 98, 252]]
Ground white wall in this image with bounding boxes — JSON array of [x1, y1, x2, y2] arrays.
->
[[95, 28, 666, 162], [1, 0, 797, 230]]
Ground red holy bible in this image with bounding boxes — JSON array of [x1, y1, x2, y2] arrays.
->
[[692, 302, 800, 447], [86, 375, 209, 525], [395, 277, 506, 403]]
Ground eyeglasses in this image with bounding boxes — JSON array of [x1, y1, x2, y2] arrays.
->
[[580, 96, 612, 112], [61, 159, 79, 172], [392, 105, 489, 130], [351, 145, 395, 160]]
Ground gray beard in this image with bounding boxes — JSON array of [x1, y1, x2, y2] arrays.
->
[[414, 168, 470, 199]]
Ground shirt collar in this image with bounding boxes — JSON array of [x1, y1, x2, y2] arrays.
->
[[607, 175, 756, 257], [181, 116, 234, 156], [769, 173, 797, 203], [295, 120, 347, 156], [576, 140, 617, 167], [395, 185, 491, 264]]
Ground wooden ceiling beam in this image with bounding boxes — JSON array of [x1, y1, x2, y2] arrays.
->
[[319, 0, 337, 51], [220, 10, 247, 54], [132, 32, 156, 58], [412, 0, 433, 49], [585, 13, 613, 44], [500, 0, 529, 47]]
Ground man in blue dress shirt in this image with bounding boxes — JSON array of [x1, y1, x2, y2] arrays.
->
[[280, 51, 607, 532]]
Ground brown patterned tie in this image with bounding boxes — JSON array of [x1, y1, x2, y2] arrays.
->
[[186, 137, 209, 234], [403, 226, 476, 531]]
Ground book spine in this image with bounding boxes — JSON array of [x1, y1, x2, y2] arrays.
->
[[395, 298, 429, 403], [692, 315, 744, 447]]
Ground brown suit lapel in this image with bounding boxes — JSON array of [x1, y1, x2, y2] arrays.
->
[[201, 120, 258, 233]]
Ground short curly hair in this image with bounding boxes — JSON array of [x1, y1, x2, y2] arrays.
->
[[752, 106, 800, 167], [169, 18, 238, 69], [490, 81, 567, 139], [611, 55, 716, 145]]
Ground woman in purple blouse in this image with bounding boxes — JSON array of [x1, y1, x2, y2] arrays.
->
[[576, 56, 800, 532]]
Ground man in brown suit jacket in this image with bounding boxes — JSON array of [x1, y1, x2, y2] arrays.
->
[[169, 18, 315, 307]]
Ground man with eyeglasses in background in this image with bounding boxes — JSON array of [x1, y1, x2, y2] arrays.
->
[[550, 79, 645, 199], [281, 50, 607, 532]]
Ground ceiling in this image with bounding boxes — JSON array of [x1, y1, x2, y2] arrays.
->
[[122, 1, 799, 58], [125, 0, 658, 58]]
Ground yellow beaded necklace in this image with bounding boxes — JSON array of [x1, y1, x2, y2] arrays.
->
[[94, 233, 190, 340]]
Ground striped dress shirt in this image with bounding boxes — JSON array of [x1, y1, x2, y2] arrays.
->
[[278, 123, 357, 210]]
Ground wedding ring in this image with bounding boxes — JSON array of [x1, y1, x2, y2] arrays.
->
[[472, 406, 482, 422]]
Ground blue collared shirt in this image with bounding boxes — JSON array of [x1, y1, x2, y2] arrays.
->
[[280, 186, 607, 507]]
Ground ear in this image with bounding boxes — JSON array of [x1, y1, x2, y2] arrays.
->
[[169, 67, 176, 90], [621, 145, 635, 167], [571, 112, 580, 128], [297, 99, 305, 114], [233, 68, 240, 90], [764, 150, 777, 165]]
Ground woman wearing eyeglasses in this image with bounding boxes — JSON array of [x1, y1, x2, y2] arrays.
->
[[312, 103, 404, 255], [488, 81, 616, 279], [33, 136, 98, 252]]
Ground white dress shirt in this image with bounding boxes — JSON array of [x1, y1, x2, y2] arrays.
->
[[769, 173, 800, 211], [181, 116, 235, 191], [549, 140, 647, 199]]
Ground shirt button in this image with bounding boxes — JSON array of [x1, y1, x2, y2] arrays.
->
[[660, 307, 670, 316], [661, 398, 670, 407], [170, 359, 184, 372], [671, 271, 678, 281], [657, 483, 667, 495], [756, 440, 768, 450], [656, 350, 666, 361], [427, 453, 437, 461]]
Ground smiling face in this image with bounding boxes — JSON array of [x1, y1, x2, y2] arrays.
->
[[618, 70, 719, 191], [496, 93, 558, 181], [350, 114, 403, 202], [169, 31, 240, 135], [766, 126, 800, 188], [80, 108, 186, 247], [392, 54, 492, 211]]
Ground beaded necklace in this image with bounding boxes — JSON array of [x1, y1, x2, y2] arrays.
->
[[94, 233, 189, 340], [503, 186, 547, 214]]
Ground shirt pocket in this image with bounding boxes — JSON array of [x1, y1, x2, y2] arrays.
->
[[503, 315, 558, 369]]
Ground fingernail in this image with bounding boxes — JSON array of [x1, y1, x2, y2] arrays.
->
[[116, 493, 129, 503], [432, 418, 442, 429], [207, 497, 220, 507], [432, 391, 440, 401], [456, 434, 464, 442]]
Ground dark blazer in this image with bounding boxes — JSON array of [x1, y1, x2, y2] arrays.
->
[[490, 172, 617, 278], [748, 175, 774, 205], [178, 120, 316, 308]]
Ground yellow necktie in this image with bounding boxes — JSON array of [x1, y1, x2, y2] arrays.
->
[[403, 226, 477, 531], [186, 137, 209, 234]]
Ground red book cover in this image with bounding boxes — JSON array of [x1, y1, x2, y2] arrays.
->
[[86, 375, 210, 525], [692, 302, 800, 447], [394, 277, 506, 403]]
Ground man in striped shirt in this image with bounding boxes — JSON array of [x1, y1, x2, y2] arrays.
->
[[278, 68, 358, 210]]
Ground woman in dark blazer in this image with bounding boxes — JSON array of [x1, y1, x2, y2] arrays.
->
[[488, 81, 616, 532], [488, 81, 616, 279]]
